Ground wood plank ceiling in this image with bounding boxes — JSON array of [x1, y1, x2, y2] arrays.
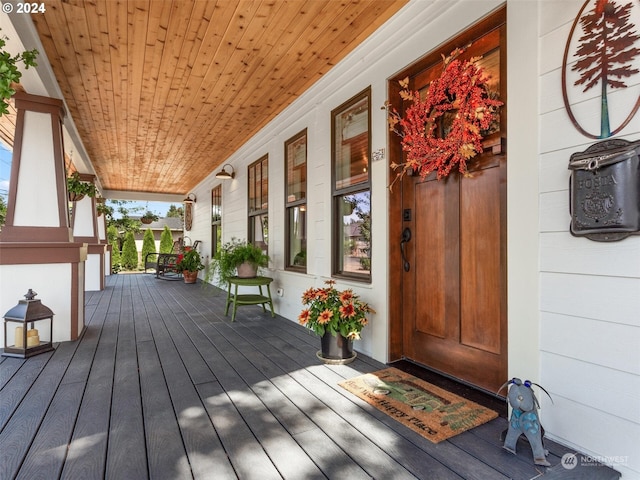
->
[[27, 0, 408, 196]]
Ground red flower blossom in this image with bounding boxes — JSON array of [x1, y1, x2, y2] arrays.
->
[[298, 309, 310, 326], [301, 288, 316, 304], [339, 303, 356, 319], [318, 309, 333, 324], [339, 290, 354, 304], [316, 289, 329, 302]]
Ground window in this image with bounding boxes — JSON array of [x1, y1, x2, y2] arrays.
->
[[331, 87, 371, 281], [248, 155, 268, 250], [211, 185, 222, 256], [285, 129, 307, 271]]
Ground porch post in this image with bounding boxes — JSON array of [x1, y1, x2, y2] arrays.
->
[[0, 92, 87, 347], [97, 206, 112, 276], [71, 174, 106, 290]]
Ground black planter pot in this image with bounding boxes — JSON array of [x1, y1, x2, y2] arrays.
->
[[318, 331, 356, 364]]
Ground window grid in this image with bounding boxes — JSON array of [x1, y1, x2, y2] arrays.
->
[[285, 129, 307, 271], [331, 87, 372, 282]]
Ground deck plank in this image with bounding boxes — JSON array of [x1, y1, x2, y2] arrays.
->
[[0, 356, 23, 390], [143, 289, 237, 480], [0, 341, 75, 479], [60, 312, 119, 480], [174, 305, 326, 479], [15, 381, 85, 480], [106, 278, 148, 480], [0, 350, 52, 432], [0, 274, 623, 480]]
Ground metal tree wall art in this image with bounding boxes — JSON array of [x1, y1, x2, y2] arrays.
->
[[562, 0, 640, 138]]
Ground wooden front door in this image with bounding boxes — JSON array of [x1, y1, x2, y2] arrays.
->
[[389, 9, 507, 393]]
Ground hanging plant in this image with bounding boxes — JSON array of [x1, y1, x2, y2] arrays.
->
[[140, 210, 159, 224], [385, 47, 502, 188], [66, 171, 98, 201], [96, 202, 111, 217], [0, 28, 38, 116]]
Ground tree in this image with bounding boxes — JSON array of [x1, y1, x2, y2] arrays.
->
[[141, 228, 157, 266], [106, 200, 143, 234], [572, 1, 640, 138], [107, 225, 122, 272], [160, 225, 174, 253], [0, 195, 6, 230], [166, 204, 184, 220], [121, 231, 138, 270]]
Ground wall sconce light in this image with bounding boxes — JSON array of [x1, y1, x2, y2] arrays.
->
[[183, 193, 197, 204], [215, 164, 235, 180]]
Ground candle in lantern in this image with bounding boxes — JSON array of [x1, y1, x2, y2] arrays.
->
[[26, 329, 39, 347], [15, 326, 24, 347]]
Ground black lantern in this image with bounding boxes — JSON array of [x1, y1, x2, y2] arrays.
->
[[3, 289, 55, 358]]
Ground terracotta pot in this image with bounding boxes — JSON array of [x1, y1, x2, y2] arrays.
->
[[183, 270, 198, 284], [236, 261, 258, 278]]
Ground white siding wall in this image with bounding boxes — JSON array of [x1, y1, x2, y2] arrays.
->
[[186, 1, 639, 476], [538, 1, 640, 478], [189, 0, 504, 359]]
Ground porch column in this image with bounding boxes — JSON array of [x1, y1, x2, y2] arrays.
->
[[97, 205, 112, 276], [0, 92, 86, 347], [71, 174, 106, 290]]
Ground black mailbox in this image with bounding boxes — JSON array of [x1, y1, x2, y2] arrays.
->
[[569, 138, 640, 242]]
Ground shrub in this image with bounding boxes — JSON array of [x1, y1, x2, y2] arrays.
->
[[108, 225, 121, 272], [121, 231, 138, 270], [160, 225, 173, 253], [141, 228, 157, 265]]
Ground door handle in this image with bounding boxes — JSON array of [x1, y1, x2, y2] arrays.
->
[[400, 227, 411, 272]]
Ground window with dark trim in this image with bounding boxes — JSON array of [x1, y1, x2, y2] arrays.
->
[[331, 87, 371, 281], [285, 129, 307, 271], [248, 155, 268, 250], [211, 184, 222, 257]]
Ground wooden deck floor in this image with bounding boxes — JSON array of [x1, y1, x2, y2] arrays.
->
[[0, 273, 619, 480]]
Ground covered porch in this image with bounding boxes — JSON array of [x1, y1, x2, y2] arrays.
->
[[0, 273, 586, 480]]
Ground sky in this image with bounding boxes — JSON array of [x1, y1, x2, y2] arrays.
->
[[0, 144, 11, 201], [0, 143, 175, 217]]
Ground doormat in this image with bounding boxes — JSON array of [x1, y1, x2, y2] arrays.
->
[[338, 367, 498, 443]]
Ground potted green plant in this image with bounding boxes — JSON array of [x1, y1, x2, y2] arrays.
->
[[298, 279, 375, 363], [209, 238, 269, 286], [140, 210, 159, 224], [66, 171, 98, 201], [176, 249, 204, 284]]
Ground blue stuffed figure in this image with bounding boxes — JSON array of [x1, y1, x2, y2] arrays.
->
[[500, 378, 551, 466]]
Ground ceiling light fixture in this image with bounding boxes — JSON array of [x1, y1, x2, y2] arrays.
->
[[215, 164, 235, 180]]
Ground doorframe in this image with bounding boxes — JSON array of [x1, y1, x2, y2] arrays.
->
[[388, 7, 507, 362]]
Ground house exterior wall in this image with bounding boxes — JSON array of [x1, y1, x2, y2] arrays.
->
[[183, 1, 638, 476], [537, 2, 640, 478], [191, 0, 506, 359]]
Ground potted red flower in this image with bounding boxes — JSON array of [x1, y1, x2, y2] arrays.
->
[[176, 249, 204, 284], [298, 280, 375, 363]]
